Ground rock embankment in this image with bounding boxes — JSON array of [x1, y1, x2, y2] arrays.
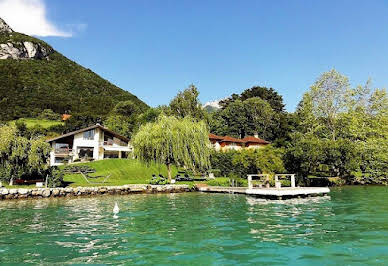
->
[[0, 184, 194, 200]]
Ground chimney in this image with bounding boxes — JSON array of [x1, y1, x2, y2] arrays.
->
[[254, 132, 259, 138]]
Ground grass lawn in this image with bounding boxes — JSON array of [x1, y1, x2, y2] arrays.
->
[[0, 159, 212, 189], [11, 118, 63, 129], [62, 159, 180, 187]]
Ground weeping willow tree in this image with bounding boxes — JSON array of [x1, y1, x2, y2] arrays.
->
[[132, 115, 211, 181], [0, 124, 51, 184]]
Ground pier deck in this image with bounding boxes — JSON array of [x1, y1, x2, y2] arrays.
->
[[198, 186, 330, 199]]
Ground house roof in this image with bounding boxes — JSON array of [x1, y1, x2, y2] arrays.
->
[[61, 114, 72, 121], [209, 133, 224, 140], [46, 124, 130, 143], [242, 136, 270, 145], [220, 136, 245, 143], [209, 133, 270, 145]]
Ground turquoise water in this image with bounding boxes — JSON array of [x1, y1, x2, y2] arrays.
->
[[0, 186, 387, 265]]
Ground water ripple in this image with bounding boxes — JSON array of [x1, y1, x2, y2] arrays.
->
[[0, 187, 387, 264]]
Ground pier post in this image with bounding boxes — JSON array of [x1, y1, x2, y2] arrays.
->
[[274, 175, 281, 189], [291, 174, 296, 188], [248, 175, 253, 189]]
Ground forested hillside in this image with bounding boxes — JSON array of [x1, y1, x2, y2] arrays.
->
[[0, 18, 147, 121]]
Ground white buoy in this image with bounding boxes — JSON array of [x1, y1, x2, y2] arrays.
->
[[113, 202, 119, 215]]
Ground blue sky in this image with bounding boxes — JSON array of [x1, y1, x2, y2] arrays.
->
[[2, 0, 388, 111]]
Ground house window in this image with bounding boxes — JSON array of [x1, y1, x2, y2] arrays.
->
[[78, 147, 94, 159], [55, 157, 65, 164], [83, 129, 95, 140], [55, 143, 69, 153]]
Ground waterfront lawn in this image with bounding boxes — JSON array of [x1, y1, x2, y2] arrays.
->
[[62, 159, 179, 187]]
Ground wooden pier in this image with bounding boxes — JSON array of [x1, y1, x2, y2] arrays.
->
[[198, 186, 330, 199]]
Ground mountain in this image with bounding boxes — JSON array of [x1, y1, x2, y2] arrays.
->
[[203, 99, 223, 113], [0, 18, 147, 121]]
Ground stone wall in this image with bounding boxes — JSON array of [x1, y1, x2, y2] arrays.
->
[[0, 184, 194, 200]]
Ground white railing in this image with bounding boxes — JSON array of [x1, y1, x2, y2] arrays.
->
[[274, 174, 296, 188], [247, 174, 296, 189], [54, 148, 73, 155], [101, 140, 128, 147], [247, 174, 270, 189]]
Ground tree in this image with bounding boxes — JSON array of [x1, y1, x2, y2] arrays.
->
[[309, 69, 350, 140], [104, 100, 148, 138], [210, 86, 292, 143], [169, 84, 205, 120], [0, 125, 52, 184], [215, 99, 249, 138], [64, 113, 103, 133], [220, 86, 285, 112], [288, 69, 388, 184], [38, 109, 61, 121], [132, 115, 211, 181], [244, 97, 275, 140], [111, 100, 144, 117], [136, 107, 163, 127]]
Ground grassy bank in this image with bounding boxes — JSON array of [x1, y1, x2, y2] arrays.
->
[[62, 159, 179, 187], [11, 118, 63, 128], [1, 159, 220, 189]]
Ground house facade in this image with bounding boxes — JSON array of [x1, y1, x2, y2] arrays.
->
[[209, 133, 270, 151], [47, 124, 132, 166]]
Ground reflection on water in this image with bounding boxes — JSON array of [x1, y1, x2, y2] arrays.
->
[[0, 187, 388, 265], [245, 196, 335, 244]]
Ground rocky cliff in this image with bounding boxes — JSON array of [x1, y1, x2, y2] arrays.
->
[[0, 17, 13, 33], [0, 18, 53, 59]]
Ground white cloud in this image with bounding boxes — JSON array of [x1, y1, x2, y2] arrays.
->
[[0, 0, 72, 37]]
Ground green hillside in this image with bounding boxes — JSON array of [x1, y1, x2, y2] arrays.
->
[[11, 118, 63, 128], [0, 30, 147, 121]]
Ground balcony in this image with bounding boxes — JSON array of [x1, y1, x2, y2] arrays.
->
[[54, 148, 73, 155], [101, 140, 128, 147]]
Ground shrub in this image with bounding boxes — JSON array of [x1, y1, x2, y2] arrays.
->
[[149, 176, 168, 185], [47, 168, 64, 188], [209, 168, 221, 177], [39, 109, 61, 121], [210, 146, 285, 179], [207, 177, 230, 187], [209, 150, 237, 177], [206, 177, 248, 187]]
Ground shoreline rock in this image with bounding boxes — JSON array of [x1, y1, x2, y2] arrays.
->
[[0, 184, 195, 201]]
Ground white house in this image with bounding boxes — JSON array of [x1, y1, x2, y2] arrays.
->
[[47, 124, 132, 166]]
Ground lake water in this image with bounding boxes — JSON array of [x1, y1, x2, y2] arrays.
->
[[0, 186, 387, 265]]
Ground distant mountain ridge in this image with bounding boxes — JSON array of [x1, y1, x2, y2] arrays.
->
[[203, 98, 224, 113], [0, 18, 147, 121]]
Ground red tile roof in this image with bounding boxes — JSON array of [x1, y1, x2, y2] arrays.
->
[[209, 133, 224, 140], [221, 136, 245, 143], [209, 133, 270, 145], [61, 114, 72, 121], [242, 136, 270, 144]]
